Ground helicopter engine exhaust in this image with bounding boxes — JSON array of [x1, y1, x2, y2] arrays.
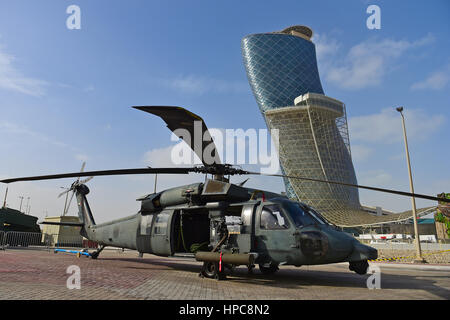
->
[[195, 252, 257, 266]]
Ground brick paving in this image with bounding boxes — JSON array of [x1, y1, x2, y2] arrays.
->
[[0, 248, 449, 300]]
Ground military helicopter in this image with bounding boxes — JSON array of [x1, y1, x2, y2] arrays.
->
[[1, 106, 448, 280]]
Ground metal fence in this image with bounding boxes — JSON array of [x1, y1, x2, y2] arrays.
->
[[0, 231, 98, 250], [0, 231, 5, 250]]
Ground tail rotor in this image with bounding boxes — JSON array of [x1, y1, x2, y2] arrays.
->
[[58, 162, 94, 216]]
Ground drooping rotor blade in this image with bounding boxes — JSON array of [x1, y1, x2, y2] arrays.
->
[[133, 106, 221, 166], [248, 171, 450, 203], [0, 167, 193, 184]]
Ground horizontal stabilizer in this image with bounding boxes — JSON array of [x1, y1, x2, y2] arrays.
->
[[39, 221, 84, 227]]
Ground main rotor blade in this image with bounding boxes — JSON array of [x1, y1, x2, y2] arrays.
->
[[134, 106, 222, 166], [250, 172, 450, 204], [0, 167, 193, 184]]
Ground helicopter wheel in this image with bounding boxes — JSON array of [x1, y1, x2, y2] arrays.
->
[[349, 260, 369, 275], [201, 262, 226, 280], [259, 262, 279, 275]]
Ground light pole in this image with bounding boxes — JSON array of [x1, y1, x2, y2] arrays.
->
[[2, 186, 8, 208], [396, 106, 426, 263], [25, 197, 30, 215], [18, 196, 24, 212]]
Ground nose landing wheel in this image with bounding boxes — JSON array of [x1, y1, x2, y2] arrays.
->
[[259, 262, 279, 275], [349, 260, 369, 275]]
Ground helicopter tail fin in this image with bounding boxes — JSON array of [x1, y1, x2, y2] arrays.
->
[[74, 184, 96, 237]]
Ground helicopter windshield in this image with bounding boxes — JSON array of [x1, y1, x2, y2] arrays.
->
[[282, 201, 328, 227]]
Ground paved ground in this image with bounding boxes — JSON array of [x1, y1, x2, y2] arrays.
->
[[0, 248, 449, 300]]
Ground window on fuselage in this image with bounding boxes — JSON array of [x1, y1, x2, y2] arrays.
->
[[154, 212, 169, 235], [260, 204, 289, 230]]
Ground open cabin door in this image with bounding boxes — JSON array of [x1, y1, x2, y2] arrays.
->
[[150, 209, 176, 256]]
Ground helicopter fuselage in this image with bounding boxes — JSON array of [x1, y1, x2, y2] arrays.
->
[[75, 179, 377, 275]]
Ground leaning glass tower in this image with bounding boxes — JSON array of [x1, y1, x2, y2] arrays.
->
[[241, 25, 362, 225]]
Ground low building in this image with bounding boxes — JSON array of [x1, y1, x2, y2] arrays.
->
[[41, 216, 83, 247]]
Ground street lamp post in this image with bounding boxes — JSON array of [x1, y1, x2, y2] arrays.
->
[[18, 196, 24, 213], [25, 197, 30, 215], [396, 107, 426, 263]]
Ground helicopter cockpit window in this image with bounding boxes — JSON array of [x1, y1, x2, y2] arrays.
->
[[260, 204, 289, 230], [283, 202, 327, 228], [305, 206, 328, 225]]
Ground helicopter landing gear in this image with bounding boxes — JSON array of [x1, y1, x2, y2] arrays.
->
[[259, 262, 279, 275], [199, 262, 227, 280], [90, 245, 106, 260], [247, 264, 255, 274], [349, 260, 369, 275]]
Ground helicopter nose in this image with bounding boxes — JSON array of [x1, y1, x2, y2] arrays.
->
[[347, 242, 378, 262]]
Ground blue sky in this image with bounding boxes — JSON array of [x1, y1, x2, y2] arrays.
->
[[0, 0, 449, 222]]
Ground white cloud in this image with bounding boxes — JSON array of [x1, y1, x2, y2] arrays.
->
[[322, 34, 434, 90], [0, 45, 48, 96], [350, 144, 373, 162], [75, 154, 89, 162], [159, 74, 248, 95], [314, 33, 340, 62], [358, 169, 393, 186], [84, 84, 95, 92], [388, 153, 405, 161], [411, 64, 450, 90], [143, 142, 202, 168], [0, 121, 68, 148], [348, 108, 445, 143]]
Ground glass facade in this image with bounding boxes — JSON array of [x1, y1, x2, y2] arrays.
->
[[241, 33, 324, 113]]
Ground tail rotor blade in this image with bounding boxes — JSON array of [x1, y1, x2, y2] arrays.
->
[[75, 162, 87, 184], [79, 176, 94, 185], [58, 188, 70, 198], [80, 162, 86, 174], [63, 191, 76, 216]]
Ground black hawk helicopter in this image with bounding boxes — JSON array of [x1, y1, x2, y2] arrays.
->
[[1, 106, 447, 280]]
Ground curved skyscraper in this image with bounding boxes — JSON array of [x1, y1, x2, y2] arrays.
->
[[241, 26, 431, 226]]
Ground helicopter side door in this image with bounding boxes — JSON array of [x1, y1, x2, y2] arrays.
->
[[150, 209, 176, 256], [255, 202, 294, 264], [234, 204, 257, 253]]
